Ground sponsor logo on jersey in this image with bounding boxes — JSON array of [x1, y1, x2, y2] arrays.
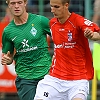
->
[[54, 42, 76, 49], [59, 28, 65, 31], [17, 46, 38, 53], [21, 39, 29, 48], [16, 39, 38, 53], [84, 19, 93, 26]]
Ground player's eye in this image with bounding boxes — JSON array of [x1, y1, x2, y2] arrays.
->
[[10, 1, 23, 6], [10, 2, 16, 5], [50, 5, 60, 8], [17, 1, 23, 4], [54, 6, 60, 8]]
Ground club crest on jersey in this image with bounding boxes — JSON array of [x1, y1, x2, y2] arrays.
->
[[30, 26, 37, 36], [68, 30, 72, 41]]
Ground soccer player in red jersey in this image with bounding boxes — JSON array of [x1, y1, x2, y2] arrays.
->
[[34, 0, 100, 100]]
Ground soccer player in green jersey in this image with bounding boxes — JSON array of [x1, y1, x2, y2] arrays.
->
[[1, 0, 52, 100]]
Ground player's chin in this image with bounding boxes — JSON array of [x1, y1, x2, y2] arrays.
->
[[53, 14, 57, 18], [54, 15, 59, 18]]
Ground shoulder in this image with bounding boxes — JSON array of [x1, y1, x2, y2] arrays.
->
[[50, 18, 57, 22], [29, 13, 49, 20], [3, 20, 14, 33], [68, 12, 85, 26], [71, 12, 84, 20], [50, 18, 57, 26]]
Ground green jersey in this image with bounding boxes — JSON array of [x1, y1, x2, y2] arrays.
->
[[2, 13, 52, 79]]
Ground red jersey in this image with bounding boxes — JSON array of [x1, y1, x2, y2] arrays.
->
[[0, 22, 9, 47], [49, 12, 100, 80], [0, 16, 10, 47]]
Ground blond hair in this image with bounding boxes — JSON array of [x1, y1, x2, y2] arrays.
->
[[6, 0, 27, 4]]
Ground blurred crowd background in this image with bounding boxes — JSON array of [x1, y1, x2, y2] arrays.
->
[[0, 0, 100, 100], [0, 0, 93, 20]]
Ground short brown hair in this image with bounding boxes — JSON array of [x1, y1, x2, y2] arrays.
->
[[6, 0, 27, 4], [61, 0, 70, 5]]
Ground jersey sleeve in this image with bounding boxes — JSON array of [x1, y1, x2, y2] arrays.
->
[[41, 16, 51, 36], [76, 16, 100, 33], [2, 30, 14, 54]]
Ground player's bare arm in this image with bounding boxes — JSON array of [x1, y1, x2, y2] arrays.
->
[[84, 27, 100, 40], [1, 51, 13, 65]]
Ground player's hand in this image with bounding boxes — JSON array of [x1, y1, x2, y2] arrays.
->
[[1, 51, 13, 65], [84, 28, 94, 39]]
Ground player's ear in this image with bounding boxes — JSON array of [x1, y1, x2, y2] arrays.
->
[[65, 3, 69, 9], [24, 0, 28, 7]]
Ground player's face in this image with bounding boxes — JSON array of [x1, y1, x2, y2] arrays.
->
[[50, 0, 69, 19], [8, 0, 27, 17]]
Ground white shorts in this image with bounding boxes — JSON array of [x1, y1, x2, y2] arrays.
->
[[34, 75, 89, 100]]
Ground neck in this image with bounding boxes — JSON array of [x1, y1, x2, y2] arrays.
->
[[58, 11, 71, 24], [14, 12, 28, 25]]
